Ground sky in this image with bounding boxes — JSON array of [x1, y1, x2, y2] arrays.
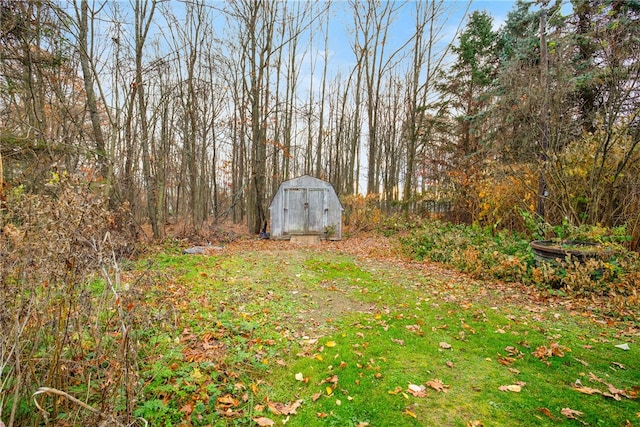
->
[[298, 0, 521, 95]]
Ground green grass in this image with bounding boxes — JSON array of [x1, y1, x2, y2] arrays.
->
[[132, 244, 639, 427]]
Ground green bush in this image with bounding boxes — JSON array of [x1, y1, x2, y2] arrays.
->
[[398, 218, 639, 316]]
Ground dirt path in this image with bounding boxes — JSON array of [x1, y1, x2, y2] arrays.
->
[[221, 234, 637, 328]]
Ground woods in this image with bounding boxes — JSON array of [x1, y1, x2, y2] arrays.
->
[[1, 1, 640, 425], [1, 0, 639, 244]]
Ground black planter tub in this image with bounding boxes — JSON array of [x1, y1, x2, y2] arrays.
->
[[530, 240, 611, 264]]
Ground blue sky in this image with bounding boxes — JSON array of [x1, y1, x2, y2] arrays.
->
[[312, 0, 520, 87]]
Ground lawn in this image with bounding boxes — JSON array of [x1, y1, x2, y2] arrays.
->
[[132, 237, 639, 427]]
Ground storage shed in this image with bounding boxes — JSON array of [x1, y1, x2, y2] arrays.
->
[[269, 175, 343, 240]]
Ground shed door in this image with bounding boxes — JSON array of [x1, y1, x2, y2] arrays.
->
[[284, 188, 325, 235]]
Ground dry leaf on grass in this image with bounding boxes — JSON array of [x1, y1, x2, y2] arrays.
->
[[537, 408, 555, 420], [407, 383, 427, 398], [267, 399, 303, 416], [254, 417, 275, 426], [426, 379, 450, 393], [561, 408, 584, 419], [573, 385, 602, 396], [498, 384, 522, 392]]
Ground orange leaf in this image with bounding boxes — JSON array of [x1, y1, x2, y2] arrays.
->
[[426, 379, 450, 393], [537, 407, 555, 420], [180, 402, 194, 415]]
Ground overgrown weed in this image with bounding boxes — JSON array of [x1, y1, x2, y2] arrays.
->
[[0, 175, 140, 426], [393, 216, 639, 319]]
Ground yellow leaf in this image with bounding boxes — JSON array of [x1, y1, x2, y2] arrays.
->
[[498, 384, 522, 392], [190, 367, 202, 380], [326, 387, 333, 395], [388, 386, 403, 395], [326, 341, 337, 347], [405, 409, 417, 418], [315, 355, 323, 361]]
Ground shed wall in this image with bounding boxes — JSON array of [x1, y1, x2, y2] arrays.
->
[[269, 175, 342, 240]]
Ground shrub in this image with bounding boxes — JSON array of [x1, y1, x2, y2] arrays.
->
[[399, 218, 639, 317], [1, 174, 139, 426]]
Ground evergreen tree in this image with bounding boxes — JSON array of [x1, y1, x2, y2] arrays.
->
[[437, 11, 498, 222]]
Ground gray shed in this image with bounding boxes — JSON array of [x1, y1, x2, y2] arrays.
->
[[269, 175, 343, 240]]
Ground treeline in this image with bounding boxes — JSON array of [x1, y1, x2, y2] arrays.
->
[[1, 0, 639, 246]]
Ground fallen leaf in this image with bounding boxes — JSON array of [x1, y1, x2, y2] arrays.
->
[[498, 356, 515, 366], [407, 383, 427, 398], [533, 341, 570, 362], [466, 421, 484, 427], [254, 416, 275, 426], [388, 386, 403, 395], [426, 379, 449, 393], [615, 343, 630, 351], [573, 385, 602, 396], [326, 341, 337, 348], [439, 342, 452, 349], [391, 338, 405, 346], [357, 423, 370, 427], [446, 361, 454, 369], [405, 409, 417, 418], [498, 384, 522, 392], [537, 408, 555, 419], [267, 400, 303, 416], [180, 402, 194, 415], [312, 392, 322, 402], [316, 412, 328, 418], [326, 387, 333, 395], [504, 346, 520, 356], [295, 372, 304, 381], [319, 374, 339, 385], [561, 408, 584, 419]]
